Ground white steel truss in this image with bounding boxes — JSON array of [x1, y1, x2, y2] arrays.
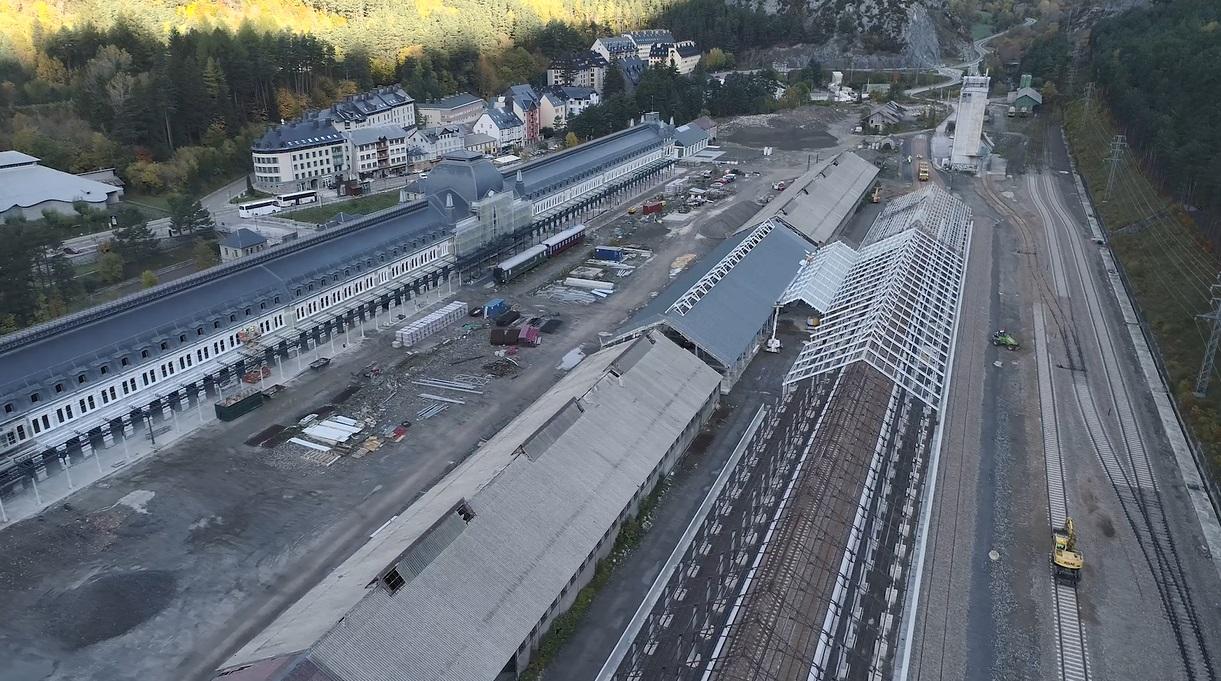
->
[[784, 188, 972, 409], [669, 221, 775, 316]]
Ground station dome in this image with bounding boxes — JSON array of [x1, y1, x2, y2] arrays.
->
[[424, 151, 505, 217]]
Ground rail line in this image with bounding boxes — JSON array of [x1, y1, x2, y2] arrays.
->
[[979, 171, 1090, 681], [1040, 166, 1217, 681]]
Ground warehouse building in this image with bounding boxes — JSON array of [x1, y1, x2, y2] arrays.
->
[[750, 151, 878, 245], [610, 218, 814, 392], [0, 119, 675, 497], [217, 331, 721, 681]]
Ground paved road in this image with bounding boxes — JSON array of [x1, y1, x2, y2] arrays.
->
[[906, 18, 1037, 97]]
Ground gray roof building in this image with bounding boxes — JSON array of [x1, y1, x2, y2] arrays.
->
[[548, 51, 609, 71], [345, 125, 410, 147], [1, 152, 124, 219], [504, 119, 672, 199], [618, 56, 647, 90], [327, 86, 413, 126], [751, 151, 879, 245], [626, 29, 674, 48], [673, 123, 709, 148], [419, 92, 483, 112], [613, 219, 813, 389], [482, 107, 524, 131], [219, 228, 268, 250], [251, 117, 346, 153], [221, 331, 721, 680]]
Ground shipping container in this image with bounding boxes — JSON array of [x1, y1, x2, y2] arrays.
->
[[490, 328, 521, 345], [642, 200, 664, 215], [519, 326, 541, 346], [564, 277, 614, 291], [493, 245, 548, 284], [542, 224, 587, 256], [495, 310, 522, 327], [215, 390, 266, 421], [594, 245, 624, 261], [483, 298, 509, 319]]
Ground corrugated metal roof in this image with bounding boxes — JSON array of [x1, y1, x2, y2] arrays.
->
[[751, 151, 878, 245], [228, 333, 719, 678], [616, 220, 812, 366]]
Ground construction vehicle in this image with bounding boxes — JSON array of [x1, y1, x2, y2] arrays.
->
[[764, 305, 782, 353], [991, 329, 1020, 350], [917, 161, 930, 182], [871, 185, 882, 203], [1053, 517, 1084, 583]]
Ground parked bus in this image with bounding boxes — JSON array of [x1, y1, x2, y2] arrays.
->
[[238, 198, 281, 218], [276, 190, 318, 207]]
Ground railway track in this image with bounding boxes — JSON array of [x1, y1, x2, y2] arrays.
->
[[979, 171, 1091, 681], [1039, 167, 1217, 681]]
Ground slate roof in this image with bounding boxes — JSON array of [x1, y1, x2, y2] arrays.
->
[[616, 220, 813, 366], [548, 51, 609, 71], [673, 123, 709, 147], [675, 41, 700, 58], [220, 228, 268, 250], [418, 93, 483, 112], [482, 107, 524, 131], [595, 35, 636, 57], [224, 332, 720, 679], [690, 116, 716, 132], [555, 85, 595, 101], [618, 56, 647, 87], [328, 86, 412, 124], [626, 29, 674, 46], [505, 120, 671, 198], [346, 125, 410, 147], [0, 202, 447, 401], [506, 84, 541, 111], [0, 158, 122, 212], [251, 117, 345, 153], [423, 151, 506, 215]]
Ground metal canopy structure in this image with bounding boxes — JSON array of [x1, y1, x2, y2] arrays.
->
[[784, 186, 972, 408]]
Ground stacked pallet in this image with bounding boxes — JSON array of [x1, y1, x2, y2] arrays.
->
[[395, 301, 469, 347]]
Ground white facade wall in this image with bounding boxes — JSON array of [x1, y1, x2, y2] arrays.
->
[[1, 241, 452, 452], [473, 114, 524, 149], [530, 146, 665, 216], [253, 144, 346, 189]]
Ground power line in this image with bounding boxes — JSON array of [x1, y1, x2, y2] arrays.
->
[[1104, 134, 1127, 199], [1194, 278, 1221, 397]]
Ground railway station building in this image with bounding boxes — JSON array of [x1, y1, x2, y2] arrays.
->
[[0, 118, 676, 497], [215, 331, 721, 681]]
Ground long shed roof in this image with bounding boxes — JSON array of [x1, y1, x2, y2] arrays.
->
[[751, 151, 878, 245], [225, 332, 720, 679], [616, 219, 813, 367]]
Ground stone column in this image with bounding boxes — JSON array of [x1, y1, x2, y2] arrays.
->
[[122, 415, 134, 437], [78, 433, 93, 458], [177, 388, 190, 411], [102, 422, 115, 447], [160, 397, 173, 420]]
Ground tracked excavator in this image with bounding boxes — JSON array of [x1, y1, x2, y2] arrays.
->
[[1053, 518, 1084, 583]]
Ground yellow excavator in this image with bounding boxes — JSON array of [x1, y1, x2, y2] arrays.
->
[[1053, 518, 1084, 583]]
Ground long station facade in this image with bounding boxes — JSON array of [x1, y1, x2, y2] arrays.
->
[[0, 118, 676, 491]]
